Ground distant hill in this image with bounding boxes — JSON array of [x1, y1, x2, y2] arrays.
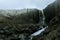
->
[[0, 9, 42, 40]]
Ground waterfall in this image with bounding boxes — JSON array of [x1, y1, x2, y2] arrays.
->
[[18, 10, 48, 40], [29, 10, 48, 40], [39, 10, 47, 28], [41, 10, 45, 25]]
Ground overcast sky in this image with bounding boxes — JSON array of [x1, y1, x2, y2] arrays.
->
[[0, 0, 55, 10]]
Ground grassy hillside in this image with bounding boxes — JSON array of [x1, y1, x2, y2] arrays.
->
[[0, 9, 42, 40]]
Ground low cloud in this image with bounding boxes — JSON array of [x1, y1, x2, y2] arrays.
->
[[0, 0, 55, 10]]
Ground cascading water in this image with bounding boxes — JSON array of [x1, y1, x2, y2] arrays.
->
[[39, 10, 47, 28], [29, 10, 48, 40], [29, 26, 48, 40]]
